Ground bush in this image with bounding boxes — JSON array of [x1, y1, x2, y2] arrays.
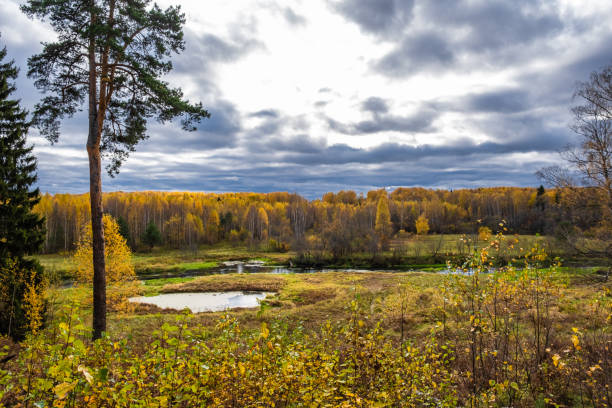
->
[[0, 258, 46, 340], [266, 239, 289, 252]]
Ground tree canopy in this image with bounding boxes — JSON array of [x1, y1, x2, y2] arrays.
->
[[21, 0, 210, 174]]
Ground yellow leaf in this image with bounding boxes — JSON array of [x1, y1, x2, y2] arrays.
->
[[571, 335, 580, 349], [54, 382, 76, 399], [552, 354, 561, 367], [260, 322, 269, 339]]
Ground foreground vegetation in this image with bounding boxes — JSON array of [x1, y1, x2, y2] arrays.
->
[[3, 236, 611, 407]]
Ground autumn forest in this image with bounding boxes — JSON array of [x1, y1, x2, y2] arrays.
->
[[1, 0, 612, 406], [36, 186, 599, 254]]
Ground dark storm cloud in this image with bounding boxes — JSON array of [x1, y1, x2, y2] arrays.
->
[[331, 0, 415, 37], [328, 106, 437, 135]]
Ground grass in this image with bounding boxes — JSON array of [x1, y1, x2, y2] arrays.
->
[[34, 243, 295, 279], [388, 233, 563, 260], [51, 264, 609, 345], [32, 234, 607, 285], [159, 273, 287, 293]]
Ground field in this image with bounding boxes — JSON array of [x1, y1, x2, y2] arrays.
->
[[4, 235, 611, 406], [33, 233, 603, 282], [34, 244, 296, 280]]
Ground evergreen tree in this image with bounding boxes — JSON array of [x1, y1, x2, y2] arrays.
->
[[142, 221, 162, 250], [116, 215, 131, 247], [0, 42, 46, 339], [535, 185, 546, 211]]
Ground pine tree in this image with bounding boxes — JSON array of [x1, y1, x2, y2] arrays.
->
[[142, 221, 162, 250], [22, 0, 210, 339], [116, 216, 131, 247], [0, 43, 46, 339]]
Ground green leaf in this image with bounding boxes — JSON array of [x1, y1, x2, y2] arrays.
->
[[97, 367, 109, 382]]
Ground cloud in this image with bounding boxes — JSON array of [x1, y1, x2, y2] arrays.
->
[[2, 0, 609, 198], [248, 133, 326, 154], [140, 100, 242, 152], [331, 0, 415, 37], [374, 32, 455, 77], [370, 0, 570, 77], [361, 97, 388, 114], [421, 0, 564, 52], [249, 109, 280, 119], [328, 101, 437, 134], [282, 7, 307, 26], [280, 137, 561, 166], [91, 139, 554, 199], [174, 30, 262, 77], [463, 89, 531, 114]]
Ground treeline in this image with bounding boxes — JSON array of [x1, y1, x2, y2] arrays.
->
[[33, 186, 605, 253]]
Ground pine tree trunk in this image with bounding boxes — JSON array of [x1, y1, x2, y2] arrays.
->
[[88, 144, 106, 340], [88, 6, 106, 340]]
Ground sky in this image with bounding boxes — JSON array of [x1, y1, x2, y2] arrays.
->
[[1, 0, 612, 199]]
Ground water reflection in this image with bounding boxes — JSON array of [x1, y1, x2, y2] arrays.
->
[[128, 291, 271, 313]]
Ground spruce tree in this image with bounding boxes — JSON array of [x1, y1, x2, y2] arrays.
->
[[142, 221, 162, 250], [116, 216, 131, 247], [0, 42, 46, 339]]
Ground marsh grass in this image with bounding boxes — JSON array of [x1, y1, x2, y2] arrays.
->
[[7, 236, 610, 406]]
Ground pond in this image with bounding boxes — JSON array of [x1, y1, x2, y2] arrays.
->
[[128, 291, 271, 313]]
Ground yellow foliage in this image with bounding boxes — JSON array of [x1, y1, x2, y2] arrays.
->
[[478, 226, 492, 241], [72, 215, 138, 313], [375, 197, 392, 238], [415, 214, 430, 235], [73, 214, 135, 284], [23, 272, 45, 335]]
